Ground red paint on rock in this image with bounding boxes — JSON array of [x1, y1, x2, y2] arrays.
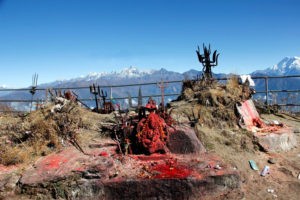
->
[[42, 154, 68, 170], [134, 154, 168, 161], [239, 100, 284, 133], [99, 151, 109, 157], [151, 160, 193, 179], [74, 167, 85, 172], [215, 169, 226, 176], [243, 100, 265, 128]]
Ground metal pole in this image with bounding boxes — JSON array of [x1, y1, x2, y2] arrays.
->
[[94, 93, 99, 112], [265, 77, 269, 105], [110, 86, 112, 101], [30, 94, 34, 112]]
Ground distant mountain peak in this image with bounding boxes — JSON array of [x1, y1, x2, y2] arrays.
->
[[271, 56, 300, 71], [51, 66, 157, 85], [253, 56, 300, 76], [119, 66, 152, 77]]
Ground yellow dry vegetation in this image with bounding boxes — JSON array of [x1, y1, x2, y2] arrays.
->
[[172, 76, 255, 131], [0, 101, 111, 166]]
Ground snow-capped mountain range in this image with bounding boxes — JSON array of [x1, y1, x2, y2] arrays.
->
[[252, 56, 300, 76], [2, 56, 300, 90], [75, 67, 154, 82], [53, 56, 300, 85], [1, 56, 299, 110], [40, 66, 185, 89]]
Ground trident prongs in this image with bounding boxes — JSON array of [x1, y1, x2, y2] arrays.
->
[[196, 43, 220, 80], [89, 83, 100, 112]]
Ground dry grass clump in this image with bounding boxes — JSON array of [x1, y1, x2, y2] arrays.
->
[[0, 101, 85, 165], [195, 124, 255, 154], [226, 75, 239, 91], [0, 99, 114, 166], [174, 76, 251, 129], [0, 146, 31, 165]]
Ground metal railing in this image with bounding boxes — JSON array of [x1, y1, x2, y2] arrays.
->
[[1, 75, 300, 112]]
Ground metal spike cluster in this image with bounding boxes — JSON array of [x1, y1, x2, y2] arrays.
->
[[157, 79, 168, 113], [89, 83, 109, 113], [196, 43, 220, 79], [100, 89, 107, 105], [89, 83, 100, 112]]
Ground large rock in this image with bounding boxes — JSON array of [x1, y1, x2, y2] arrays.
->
[[254, 128, 297, 152], [0, 171, 20, 192], [103, 174, 240, 200], [236, 99, 262, 131], [14, 146, 240, 199], [0, 165, 21, 198], [167, 125, 206, 154], [236, 99, 297, 152]]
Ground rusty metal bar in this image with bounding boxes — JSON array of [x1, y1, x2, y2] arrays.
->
[[251, 75, 300, 79], [0, 99, 41, 102], [77, 93, 181, 101], [1, 74, 300, 92], [265, 77, 269, 106], [276, 104, 300, 106], [255, 89, 300, 94], [1, 74, 300, 113]]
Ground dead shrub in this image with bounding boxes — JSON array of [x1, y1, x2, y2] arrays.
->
[[0, 101, 84, 165], [0, 146, 30, 165], [226, 75, 239, 90]]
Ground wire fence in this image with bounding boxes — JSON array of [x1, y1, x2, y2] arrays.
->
[[1, 75, 300, 113]]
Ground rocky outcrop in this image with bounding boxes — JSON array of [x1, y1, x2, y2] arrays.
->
[[0, 144, 242, 199], [254, 128, 297, 152], [167, 125, 206, 154]]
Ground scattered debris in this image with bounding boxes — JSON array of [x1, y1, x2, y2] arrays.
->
[[261, 165, 270, 176], [249, 160, 259, 171], [267, 188, 274, 193], [51, 97, 69, 113], [268, 158, 276, 164], [214, 164, 222, 170]]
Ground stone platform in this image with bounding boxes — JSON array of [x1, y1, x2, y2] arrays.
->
[[13, 145, 240, 200]]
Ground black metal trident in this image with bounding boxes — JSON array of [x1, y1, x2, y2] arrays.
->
[[99, 89, 107, 106], [29, 73, 38, 112], [89, 83, 100, 112], [196, 43, 220, 80]]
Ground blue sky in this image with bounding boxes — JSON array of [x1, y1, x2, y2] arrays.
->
[[0, 0, 299, 87]]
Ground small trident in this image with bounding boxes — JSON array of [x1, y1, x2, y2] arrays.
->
[[29, 73, 38, 112], [99, 89, 107, 106], [157, 79, 168, 113], [89, 83, 100, 112]]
